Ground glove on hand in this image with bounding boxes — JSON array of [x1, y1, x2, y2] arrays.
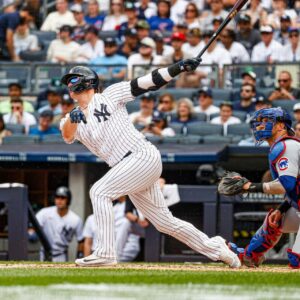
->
[[69, 107, 87, 124], [218, 171, 250, 196], [179, 57, 202, 72]]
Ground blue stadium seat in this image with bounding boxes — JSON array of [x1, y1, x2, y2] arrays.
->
[[19, 50, 47, 62], [5, 123, 25, 134], [161, 135, 179, 144], [99, 30, 119, 40], [42, 134, 64, 143], [202, 135, 232, 144], [187, 122, 223, 136], [2, 135, 39, 144], [156, 88, 197, 101], [227, 123, 251, 137], [178, 135, 202, 144], [233, 111, 248, 122], [31, 30, 56, 50], [168, 123, 185, 135], [272, 100, 300, 113], [211, 88, 231, 101], [194, 112, 207, 122], [126, 101, 140, 113]]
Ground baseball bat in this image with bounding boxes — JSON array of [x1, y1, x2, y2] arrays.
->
[[197, 0, 249, 59]]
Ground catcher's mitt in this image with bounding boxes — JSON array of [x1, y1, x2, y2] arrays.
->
[[218, 171, 249, 196]]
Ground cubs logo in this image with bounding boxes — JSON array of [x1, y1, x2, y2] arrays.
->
[[278, 157, 289, 171]]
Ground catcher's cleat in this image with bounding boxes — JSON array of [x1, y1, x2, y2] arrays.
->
[[213, 236, 241, 268], [75, 254, 117, 267]]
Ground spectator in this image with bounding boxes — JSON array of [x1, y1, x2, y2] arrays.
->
[[172, 97, 197, 125], [41, 0, 76, 32], [136, 0, 157, 19], [251, 25, 283, 63], [3, 99, 36, 134], [244, 0, 267, 28], [157, 93, 176, 116], [0, 6, 35, 61], [212, 16, 223, 32], [29, 110, 60, 138], [71, 4, 87, 42], [136, 19, 150, 41], [294, 121, 300, 139], [38, 87, 63, 116], [102, 0, 127, 31], [29, 186, 83, 262], [182, 2, 201, 30], [127, 37, 166, 80], [211, 102, 241, 135], [194, 87, 220, 119], [47, 25, 81, 63], [274, 15, 292, 46], [90, 37, 127, 80], [173, 21, 189, 37], [152, 31, 173, 60], [148, 0, 174, 31], [2, 0, 17, 14], [233, 83, 256, 113], [268, 70, 300, 101], [293, 103, 300, 123], [254, 96, 272, 111], [53, 94, 75, 125], [84, 0, 105, 30], [170, 0, 189, 25], [142, 111, 175, 137], [167, 32, 185, 63], [0, 114, 12, 144], [77, 25, 104, 62], [129, 92, 155, 127], [236, 14, 261, 55], [182, 28, 203, 59], [118, 28, 139, 58], [280, 27, 300, 62], [0, 83, 34, 114], [219, 28, 250, 63], [13, 19, 39, 61], [119, 1, 139, 37]]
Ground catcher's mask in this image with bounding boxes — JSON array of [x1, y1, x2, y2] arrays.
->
[[61, 66, 100, 93], [250, 107, 294, 144]]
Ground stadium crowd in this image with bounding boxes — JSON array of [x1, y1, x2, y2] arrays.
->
[[0, 0, 300, 146]]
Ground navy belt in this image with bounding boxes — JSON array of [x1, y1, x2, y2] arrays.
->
[[123, 151, 132, 159]]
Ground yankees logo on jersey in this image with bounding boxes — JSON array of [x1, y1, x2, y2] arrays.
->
[[94, 103, 111, 122]]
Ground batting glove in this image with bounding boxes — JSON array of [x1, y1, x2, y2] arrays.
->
[[179, 57, 202, 72], [69, 107, 87, 124]]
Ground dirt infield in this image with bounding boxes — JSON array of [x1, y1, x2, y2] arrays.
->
[[0, 262, 296, 273]]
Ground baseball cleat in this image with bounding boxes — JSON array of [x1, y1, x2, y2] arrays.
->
[[214, 236, 241, 268], [75, 254, 117, 267]]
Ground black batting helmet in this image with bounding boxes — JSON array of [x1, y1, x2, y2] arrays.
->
[[55, 186, 72, 206], [61, 66, 100, 93]]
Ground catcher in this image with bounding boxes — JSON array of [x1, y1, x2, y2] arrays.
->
[[218, 107, 300, 268]]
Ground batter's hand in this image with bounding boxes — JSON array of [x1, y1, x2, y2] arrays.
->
[[268, 209, 282, 229], [69, 107, 87, 124], [179, 58, 202, 72]]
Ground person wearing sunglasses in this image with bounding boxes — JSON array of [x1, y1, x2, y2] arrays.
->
[[233, 83, 256, 113], [280, 27, 300, 62], [268, 70, 300, 101]]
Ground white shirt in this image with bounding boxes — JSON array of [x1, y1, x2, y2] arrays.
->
[[182, 41, 204, 59], [60, 81, 149, 167], [251, 40, 283, 62], [135, 2, 157, 19], [36, 206, 83, 255], [3, 111, 37, 134], [267, 9, 297, 29], [223, 41, 250, 63], [127, 53, 167, 80], [76, 40, 105, 62], [194, 105, 220, 117], [102, 14, 128, 31], [201, 44, 232, 68], [210, 116, 241, 135], [154, 45, 174, 63], [14, 33, 39, 56], [170, 0, 189, 24], [47, 39, 81, 63], [129, 111, 152, 126], [280, 43, 300, 62], [41, 11, 76, 32]]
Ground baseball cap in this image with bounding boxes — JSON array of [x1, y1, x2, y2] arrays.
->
[[124, 1, 135, 10], [60, 25, 73, 33], [254, 96, 271, 106], [141, 92, 155, 101], [70, 3, 83, 13], [171, 32, 186, 41], [47, 85, 62, 95], [40, 109, 54, 119], [288, 27, 299, 34], [61, 93, 74, 105], [238, 14, 251, 23], [198, 86, 213, 98], [175, 22, 188, 29], [280, 14, 291, 22], [152, 111, 166, 122], [85, 25, 98, 35], [188, 28, 201, 37], [212, 16, 223, 24], [104, 37, 117, 45], [260, 25, 273, 33], [242, 70, 257, 80], [124, 28, 137, 36], [152, 31, 164, 41], [293, 103, 300, 112], [136, 20, 150, 29], [140, 37, 156, 49]]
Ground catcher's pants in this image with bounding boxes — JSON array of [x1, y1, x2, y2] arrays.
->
[[90, 145, 222, 261], [282, 208, 300, 253]]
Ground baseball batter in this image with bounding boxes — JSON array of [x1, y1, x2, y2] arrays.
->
[[60, 59, 240, 268]]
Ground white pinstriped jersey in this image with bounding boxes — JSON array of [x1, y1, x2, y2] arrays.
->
[[60, 81, 149, 167]]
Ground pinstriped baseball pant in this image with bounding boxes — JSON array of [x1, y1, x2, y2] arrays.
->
[[90, 144, 222, 261]]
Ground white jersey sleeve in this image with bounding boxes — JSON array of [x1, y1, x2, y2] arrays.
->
[[102, 81, 135, 105]]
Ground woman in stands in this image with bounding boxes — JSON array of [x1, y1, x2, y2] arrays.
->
[[157, 93, 176, 122], [183, 3, 201, 30], [102, 0, 127, 31], [148, 0, 174, 31], [171, 98, 197, 125], [0, 114, 12, 144]]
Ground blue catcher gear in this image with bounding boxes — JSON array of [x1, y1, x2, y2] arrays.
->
[[250, 107, 294, 144], [287, 248, 300, 269]]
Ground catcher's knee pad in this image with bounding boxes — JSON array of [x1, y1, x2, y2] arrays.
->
[[287, 248, 300, 269], [245, 209, 282, 265]]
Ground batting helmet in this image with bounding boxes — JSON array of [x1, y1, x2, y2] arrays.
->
[[55, 186, 72, 206], [250, 107, 294, 143], [61, 66, 100, 93]]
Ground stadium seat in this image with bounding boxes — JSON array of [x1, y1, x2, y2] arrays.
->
[[186, 122, 223, 136], [161, 135, 179, 144], [2, 135, 39, 144], [194, 112, 207, 122], [31, 30, 56, 49], [211, 88, 231, 101], [272, 100, 300, 113], [126, 101, 140, 113], [5, 123, 25, 134], [19, 50, 47, 62], [156, 88, 197, 101], [202, 135, 232, 144], [146, 135, 162, 144], [178, 135, 201, 144], [232, 111, 247, 122], [99, 30, 119, 39], [41, 134, 64, 144], [168, 122, 186, 135], [227, 123, 251, 137]]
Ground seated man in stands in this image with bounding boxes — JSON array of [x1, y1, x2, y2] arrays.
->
[[53, 94, 75, 125], [0, 83, 34, 114], [233, 83, 256, 113], [38, 86, 62, 116], [29, 110, 60, 138], [293, 103, 300, 123], [3, 99, 36, 134], [194, 87, 220, 119], [268, 70, 300, 101]]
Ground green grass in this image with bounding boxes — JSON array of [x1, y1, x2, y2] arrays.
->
[[0, 264, 299, 286]]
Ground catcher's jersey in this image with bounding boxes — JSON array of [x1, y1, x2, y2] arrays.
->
[[60, 81, 149, 167], [36, 206, 83, 255]]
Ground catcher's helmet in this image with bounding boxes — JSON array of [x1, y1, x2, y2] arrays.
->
[[61, 66, 99, 93], [55, 186, 72, 206], [250, 107, 294, 143]]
